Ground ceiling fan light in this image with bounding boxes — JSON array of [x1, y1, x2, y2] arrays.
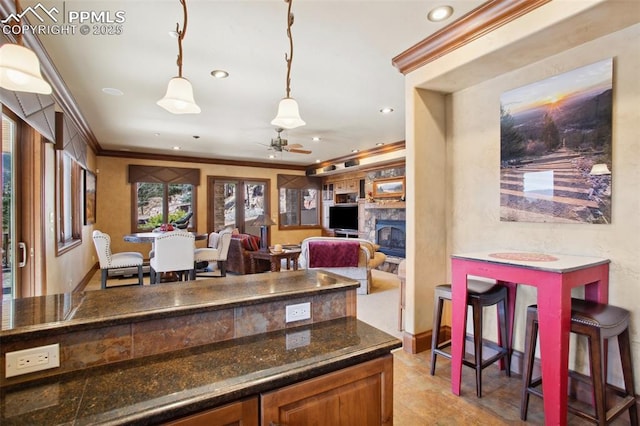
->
[[156, 77, 201, 114], [0, 43, 52, 94], [271, 97, 305, 129]]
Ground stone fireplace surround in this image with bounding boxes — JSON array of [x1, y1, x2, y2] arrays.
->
[[361, 201, 406, 273]]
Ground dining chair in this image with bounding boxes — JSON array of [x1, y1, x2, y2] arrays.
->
[[92, 230, 144, 289], [191, 229, 232, 279], [149, 231, 195, 284]]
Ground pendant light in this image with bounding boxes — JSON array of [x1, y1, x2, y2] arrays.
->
[[271, 0, 305, 129], [157, 0, 200, 114], [0, 0, 52, 94]]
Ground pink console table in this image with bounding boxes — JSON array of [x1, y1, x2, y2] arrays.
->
[[451, 250, 610, 426]]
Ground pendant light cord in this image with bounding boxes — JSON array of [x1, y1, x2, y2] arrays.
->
[[284, 0, 294, 98], [175, 0, 188, 78]]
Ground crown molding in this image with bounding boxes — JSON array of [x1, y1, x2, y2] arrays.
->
[[392, 0, 551, 75]]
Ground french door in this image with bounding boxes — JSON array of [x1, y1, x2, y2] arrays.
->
[[207, 177, 269, 238], [2, 111, 43, 300]]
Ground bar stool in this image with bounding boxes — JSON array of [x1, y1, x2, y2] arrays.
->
[[521, 299, 638, 425], [430, 280, 511, 397]]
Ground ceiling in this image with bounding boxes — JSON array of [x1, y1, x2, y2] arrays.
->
[[18, 0, 484, 166]]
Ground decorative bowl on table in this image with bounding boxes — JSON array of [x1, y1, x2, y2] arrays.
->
[[270, 244, 283, 254]]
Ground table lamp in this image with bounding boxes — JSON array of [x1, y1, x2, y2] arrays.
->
[[253, 214, 276, 250]]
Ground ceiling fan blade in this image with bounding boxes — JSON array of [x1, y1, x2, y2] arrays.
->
[[287, 148, 312, 154], [287, 143, 303, 149]]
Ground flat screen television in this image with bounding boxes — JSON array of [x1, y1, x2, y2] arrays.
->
[[329, 205, 358, 230]]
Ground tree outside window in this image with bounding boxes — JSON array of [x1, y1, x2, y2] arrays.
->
[[278, 175, 320, 229]]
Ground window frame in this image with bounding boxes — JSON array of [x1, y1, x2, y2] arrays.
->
[[206, 176, 270, 235], [128, 165, 199, 233], [55, 150, 82, 255], [277, 174, 321, 230]]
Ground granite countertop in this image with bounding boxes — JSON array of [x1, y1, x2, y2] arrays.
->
[[1, 317, 401, 425], [1, 270, 359, 340]]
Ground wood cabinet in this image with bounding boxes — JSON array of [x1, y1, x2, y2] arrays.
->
[[164, 355, 393, 426], [334, 179, 359, 195], [164, 397, 258, 425], [261, 355, 393, 426]]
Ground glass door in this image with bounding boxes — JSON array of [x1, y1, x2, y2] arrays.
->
[[2, 114, 17, 300]]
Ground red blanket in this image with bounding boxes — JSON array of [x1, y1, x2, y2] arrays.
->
[[308, 240, 360, 268]]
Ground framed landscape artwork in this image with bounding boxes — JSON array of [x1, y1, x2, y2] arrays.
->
[[84, 170, 97, 225], [372, 176, 405, 198], [499, 58, 613, 224]]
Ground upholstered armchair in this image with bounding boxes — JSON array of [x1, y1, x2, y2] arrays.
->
[[92, 230, 144, 289], [149, 232, 195, 284], [192, 230, 232, 278], [299, 237, 386, 294], [226, 235, 271, 275]]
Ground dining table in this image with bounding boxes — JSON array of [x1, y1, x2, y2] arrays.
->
[[450, 250, 610, 426], [123, 231, 207, 244]]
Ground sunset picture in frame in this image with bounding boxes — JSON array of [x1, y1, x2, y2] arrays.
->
[[499, 58, 613, 224], [84, 170, 97, 225]]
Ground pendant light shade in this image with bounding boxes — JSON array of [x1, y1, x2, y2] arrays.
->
[[272, 0, 305, 130], [157, 0, 200, 114], [157, 76, 201, 114], [271, 97, 305, 129], [0, 43, 52, 94]]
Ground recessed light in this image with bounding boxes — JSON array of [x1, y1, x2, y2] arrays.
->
[[315, 159, 321, 163], [379, 107, 394, 114], [210, 69, 229, 79], [102, 87, 123, 96], [193, 135, 200, 139], [376, 142, 385, 146], [172, 146, 181, 150], [427, 5, 453, 22], [269, 154, 276, 159], [312, 136, 321, 142], [351, 149, 359, 153]]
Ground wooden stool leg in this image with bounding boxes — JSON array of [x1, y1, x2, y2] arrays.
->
[[587, 328, 607, 426], [618, 328, 638, 425], [138, 265, 144, 286], [430, 294, 445, 376], [472, 298, 483, 398], [521, 308, 538, 421]]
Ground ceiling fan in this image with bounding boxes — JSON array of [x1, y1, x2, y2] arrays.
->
[[269, 128, 312, 154]]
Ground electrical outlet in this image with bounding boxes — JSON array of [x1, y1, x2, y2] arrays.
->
[[285, 302, 311, 323], [286, 329, 311, 350], [5, 344, 60, 378]]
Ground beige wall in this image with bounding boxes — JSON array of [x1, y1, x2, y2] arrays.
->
[[405, 6, 639, 388], [45, 145, 98, 295], [95, 156, 321, 256]]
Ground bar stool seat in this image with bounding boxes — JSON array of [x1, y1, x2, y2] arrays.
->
[[431, 280, 511, 397], [521, 298, 638, 425]]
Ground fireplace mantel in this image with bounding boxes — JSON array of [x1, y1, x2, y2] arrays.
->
[[364, 201, 406, 209]]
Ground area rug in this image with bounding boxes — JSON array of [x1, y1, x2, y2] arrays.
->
[[357, 269, 402, 339]]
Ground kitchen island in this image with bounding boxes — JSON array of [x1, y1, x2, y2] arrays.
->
[[1, 270, 401, 425]]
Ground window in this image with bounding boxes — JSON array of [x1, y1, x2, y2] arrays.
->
[[56, 151, 82, 253], [207, 177, 269, 236], [129, 165, 199, 232], [278, 175, 320, 229]]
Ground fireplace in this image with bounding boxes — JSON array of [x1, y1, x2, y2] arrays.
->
[[375, 220, 406, 258]]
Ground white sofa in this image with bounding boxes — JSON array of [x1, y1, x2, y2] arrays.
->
[[300, 237, 386, 294]]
